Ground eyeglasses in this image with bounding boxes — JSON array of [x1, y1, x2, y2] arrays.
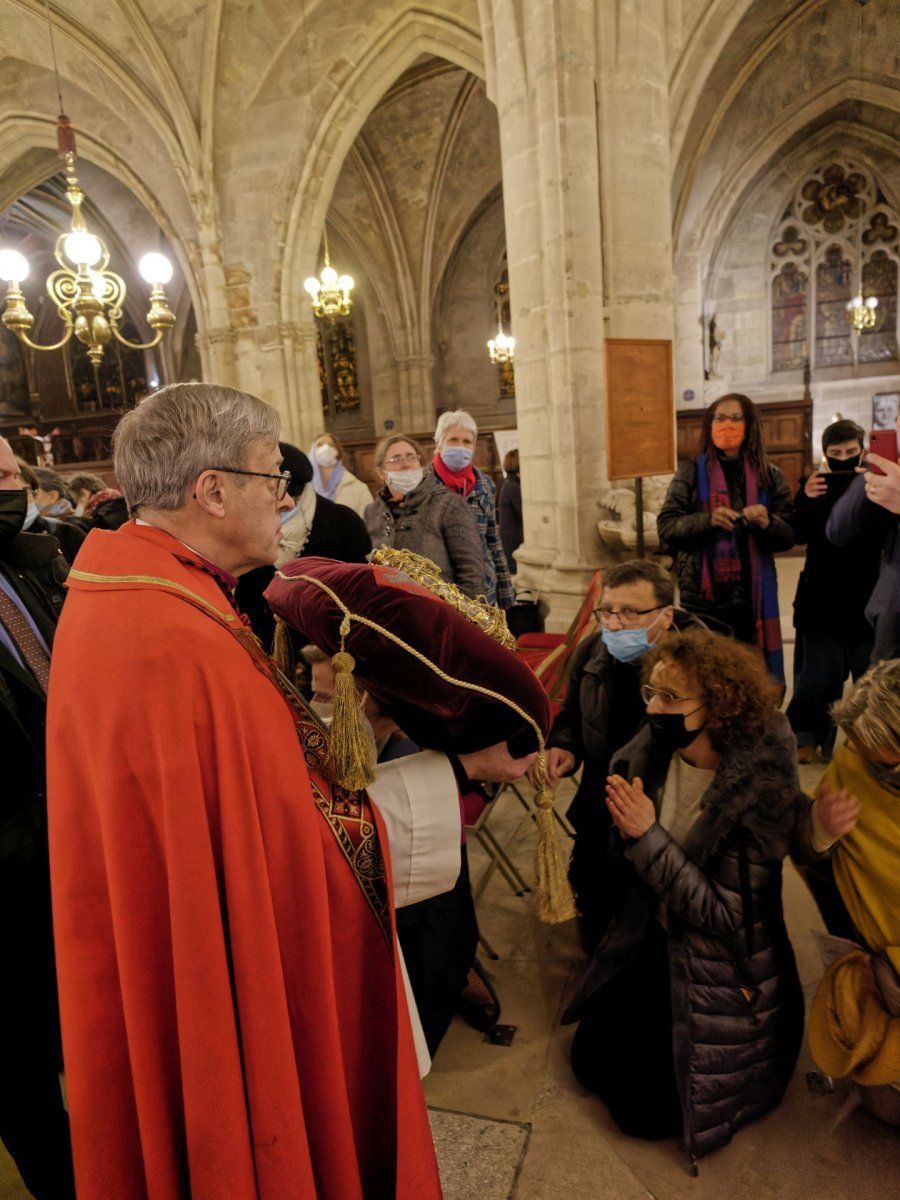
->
[[207, 467, 292, 501], [383, 453, 421, 467], [593, 604, 663, 626], [640, 684, 705, 707], [712, 413, 746, 424]]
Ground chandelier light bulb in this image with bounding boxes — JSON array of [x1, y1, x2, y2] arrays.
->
[[338, 274, 354, 292], [0, 248, 30, 282], [320, 265, 338, 287], [304, 277, 321, 295], [139, 252, 173, 285], [866, 296, 879, 309], [88, 269, 107, 300], [63, 230, 103, 268]]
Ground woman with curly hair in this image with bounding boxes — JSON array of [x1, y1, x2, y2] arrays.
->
[[657, 393, 794, 680], [563, 629, 804, 1164]]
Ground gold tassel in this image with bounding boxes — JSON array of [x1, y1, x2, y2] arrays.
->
[[532, 751, 578, 924], [329, 648, 376, 791], [272, 617, 295, 678]]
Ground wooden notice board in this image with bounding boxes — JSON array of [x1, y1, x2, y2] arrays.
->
[[604, 338, 675, 481]]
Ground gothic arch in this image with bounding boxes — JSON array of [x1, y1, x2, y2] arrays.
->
[[277, 8, 484, 329]]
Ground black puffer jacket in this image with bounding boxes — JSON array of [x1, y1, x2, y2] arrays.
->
[[364, 477, 484, 598], [657, 457, 794, 612], [563, 712, 804, 1159]]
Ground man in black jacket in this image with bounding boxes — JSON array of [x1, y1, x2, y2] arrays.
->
[[545, 559, 681, 948], [235, 441, 371, 648], [786, 419, 882, 762], [0, 436, 76, 1198]]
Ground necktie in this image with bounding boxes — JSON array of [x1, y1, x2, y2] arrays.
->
[[0, 586, 51, 693]]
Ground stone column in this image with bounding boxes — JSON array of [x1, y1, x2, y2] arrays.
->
[[482, 0, 675, 627], [195, 327, 237, 385], [393, 354, 435, 434], [483, 0, 607, 628]]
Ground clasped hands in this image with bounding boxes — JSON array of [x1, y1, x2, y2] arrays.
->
[[606, 774, 655, 839], [710, 503, 769, 531]]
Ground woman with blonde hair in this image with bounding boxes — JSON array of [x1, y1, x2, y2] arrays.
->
[[804, 659, 900, 1122], [309, 431, 372, 517]]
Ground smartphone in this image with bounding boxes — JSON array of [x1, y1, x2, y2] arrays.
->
[[823, 470, 854, 494], [867, 429, 899, 475]]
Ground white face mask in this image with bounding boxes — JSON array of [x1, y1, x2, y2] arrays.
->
[[386, 468, 424, 496], [314, 443, 339, 468]]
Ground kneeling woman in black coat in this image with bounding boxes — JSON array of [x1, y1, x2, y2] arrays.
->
[[563, 630, 804, 1163]]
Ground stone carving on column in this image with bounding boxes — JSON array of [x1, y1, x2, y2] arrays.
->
[[195, 326, 238, 383], [596, 474, 672, 555]]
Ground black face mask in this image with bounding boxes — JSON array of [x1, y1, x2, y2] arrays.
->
[[0, 489, 27, 543], [647, 710, 706, 753], [826, 454, 861, 473]]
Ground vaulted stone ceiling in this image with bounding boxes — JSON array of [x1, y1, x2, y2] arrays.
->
[[672, 0, 900, 252], [4, 2, 896, 328]]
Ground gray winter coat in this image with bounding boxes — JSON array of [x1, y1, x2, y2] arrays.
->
[[563, 711, 805, 1159], [364, 477, 484, 598]]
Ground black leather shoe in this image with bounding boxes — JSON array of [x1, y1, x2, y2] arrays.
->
[[458, 958, 501, 1030]]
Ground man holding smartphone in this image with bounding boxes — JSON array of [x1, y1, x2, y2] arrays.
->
[[827, 415, 900, 664], [787, 420, 882, 762]]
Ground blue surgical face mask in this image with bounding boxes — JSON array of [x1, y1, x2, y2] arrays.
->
[[440, 446, 474, 472], [601, 611, 665, 663], [22, 498, 40, 531]]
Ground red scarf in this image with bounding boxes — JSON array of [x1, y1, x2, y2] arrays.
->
[[432, 451, 476, 496]]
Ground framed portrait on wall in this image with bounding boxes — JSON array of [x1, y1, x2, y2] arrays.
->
[[872, 392, 899, 430]]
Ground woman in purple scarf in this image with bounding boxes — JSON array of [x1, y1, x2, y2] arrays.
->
[[657, 394, 794, 681]]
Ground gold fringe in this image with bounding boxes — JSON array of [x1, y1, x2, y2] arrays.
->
[[275, 567, 577, 921], [329, 649, 376, 791], [531, 753, 578, 924], [272, 617, 295, 678]]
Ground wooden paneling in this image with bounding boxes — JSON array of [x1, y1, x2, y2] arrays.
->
[[676, 398, 812, 494]]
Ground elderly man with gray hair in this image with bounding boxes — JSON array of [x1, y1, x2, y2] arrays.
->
[[46, 381, 534, 1200]]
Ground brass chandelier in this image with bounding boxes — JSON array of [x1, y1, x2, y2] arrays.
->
[[0, 3, 175, 367], [487, 322, 515, 364], [304, 228, 354, 319], [0, 133, 176, 366], [845, 0, 879, 334]]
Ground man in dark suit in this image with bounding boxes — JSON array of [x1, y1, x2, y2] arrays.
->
[[0, 436, 76, 1199]]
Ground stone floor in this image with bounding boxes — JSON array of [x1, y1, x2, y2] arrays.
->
[[2, 557, 898, 1197]]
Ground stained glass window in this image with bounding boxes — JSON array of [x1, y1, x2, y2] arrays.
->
[[770, 162, 899, 374], [317, 316, 361, 417]]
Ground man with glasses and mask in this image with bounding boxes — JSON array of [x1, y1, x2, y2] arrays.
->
[[46, 383, 535, 1200], [544, 558, 709, 947], [0, 436, 76, 1198]]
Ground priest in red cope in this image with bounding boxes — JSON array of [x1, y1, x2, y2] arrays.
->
[[46, 382, 535, 1200]]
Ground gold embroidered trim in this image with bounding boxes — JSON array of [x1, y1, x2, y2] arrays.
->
[[310, 779, 391, 950], [68, 568, 237, 622], [279, 569, 545, 754]]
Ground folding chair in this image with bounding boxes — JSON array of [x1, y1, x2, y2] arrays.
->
[[503, 568, 605, 837]]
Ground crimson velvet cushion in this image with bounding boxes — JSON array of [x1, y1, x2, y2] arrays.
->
[[265, 557, 551, 756]]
